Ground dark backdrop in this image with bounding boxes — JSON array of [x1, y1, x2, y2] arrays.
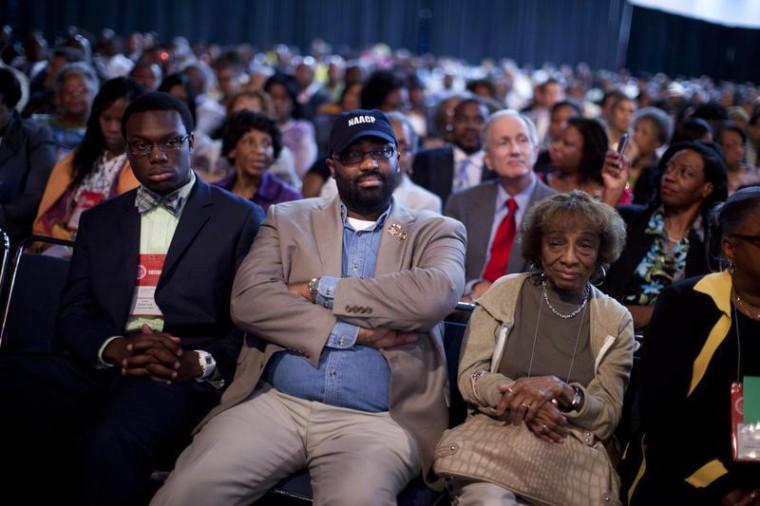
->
[[627, 5, 760, 83], [7, 0, 628, 69], [4, 0, 759, 82]]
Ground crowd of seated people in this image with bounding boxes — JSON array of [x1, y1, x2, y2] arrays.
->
[[0, 26, 758, 505]]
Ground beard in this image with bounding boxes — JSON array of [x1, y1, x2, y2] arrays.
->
[[335, 168, 397, 217]]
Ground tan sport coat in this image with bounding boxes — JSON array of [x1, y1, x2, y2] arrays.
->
[[197, 195, 466, 481]]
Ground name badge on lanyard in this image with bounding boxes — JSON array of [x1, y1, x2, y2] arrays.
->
[[134, 254, 166, 317], [730, 378, 760, 462]]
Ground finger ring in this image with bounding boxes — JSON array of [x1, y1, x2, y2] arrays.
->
[[521, 403, 531, 408], [542, 424, 548, 431]]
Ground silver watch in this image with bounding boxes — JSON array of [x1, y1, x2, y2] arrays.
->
[[308, 277, 320, 302], [196, 350, 216, 379]]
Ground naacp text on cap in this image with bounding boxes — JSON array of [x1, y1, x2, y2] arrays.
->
[[348, 115, 377, 127]]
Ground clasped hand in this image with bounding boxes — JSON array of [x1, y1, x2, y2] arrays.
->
[[495, 376, 571, 443], [103, 324, 201, 383]]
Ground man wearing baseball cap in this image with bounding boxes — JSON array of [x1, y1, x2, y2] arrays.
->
[[153, 109, 466, 504]]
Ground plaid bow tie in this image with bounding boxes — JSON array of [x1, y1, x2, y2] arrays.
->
[[135, 186, 184, 216]]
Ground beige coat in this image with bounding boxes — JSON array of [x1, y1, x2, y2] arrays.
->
[[197, 196, 466, 481], [457, 273, 634, 442]]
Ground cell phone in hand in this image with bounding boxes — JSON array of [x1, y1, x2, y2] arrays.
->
[[617, 133, 630, 154]]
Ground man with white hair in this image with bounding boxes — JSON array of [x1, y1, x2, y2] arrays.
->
[[445, 110, 555, 300]]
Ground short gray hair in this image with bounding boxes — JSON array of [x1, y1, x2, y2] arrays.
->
[[481, 109, 538, 150], [55, 62, 99, 97], [385, 111, 418, 152], [633, 107, 673, 145]]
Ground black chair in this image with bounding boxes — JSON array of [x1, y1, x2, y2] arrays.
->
[[0, 235, 74, 353], [264, 305, 475, 506], [0, 228, 11, 314]]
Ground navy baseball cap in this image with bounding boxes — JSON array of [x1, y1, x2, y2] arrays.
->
[[328, 109, 397, 157]]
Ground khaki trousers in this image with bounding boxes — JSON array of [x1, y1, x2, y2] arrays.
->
[[449, 480, 533, 506], [151, 386, 420, 506]]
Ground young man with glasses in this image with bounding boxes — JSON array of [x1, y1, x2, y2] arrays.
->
[[0, 92, 263, 505], [153, 109, 466, 505]]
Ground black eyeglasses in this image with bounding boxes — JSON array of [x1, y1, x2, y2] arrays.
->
[[730, 234, 760, 247], [128, 134, 191, 156], [335, 146, 395, 165]]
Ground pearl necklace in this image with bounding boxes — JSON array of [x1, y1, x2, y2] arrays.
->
[[541, 281, 590, 319]]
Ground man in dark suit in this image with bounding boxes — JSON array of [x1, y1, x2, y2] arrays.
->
[[411, 97, 496, 205], [0, 92, 263, 505], [445, 110, 555, 300], [0, 67, 56, 246]]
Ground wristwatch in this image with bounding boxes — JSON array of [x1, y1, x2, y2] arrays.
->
[[567, 384, 583, 411], [308, 277, 321, 303], [195, 350, 216, 379]]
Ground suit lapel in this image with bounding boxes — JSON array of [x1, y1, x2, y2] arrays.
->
[[162, 179, 212, 279], [0, 116, 22, 168], [375, 199, 416, 276], [440, 146, 455, 200], [472, 183, 498, 264], [506, 180, 548, 273], [311, 197, 343, 277], [111, 193, 141, 321]]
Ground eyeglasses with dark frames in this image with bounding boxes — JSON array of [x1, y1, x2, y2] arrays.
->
[[128, 134, 191, 156], [335, 146, 395, 165]]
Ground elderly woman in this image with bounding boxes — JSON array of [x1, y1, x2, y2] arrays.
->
[[214, 110, 301, 213], [629, 187, 760, 505], [436, 191, 634, 505], [602, 141, 728, 330], [31, 62, 99, 158]]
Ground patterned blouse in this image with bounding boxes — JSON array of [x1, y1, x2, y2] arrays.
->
[[623, 206, 689, 306]]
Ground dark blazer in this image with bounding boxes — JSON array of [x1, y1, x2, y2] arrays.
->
[[444, 178, 556, 283], [601, 204, 711, 303], [411, 144, 496, 205], [630, 272, 759, 504], [57, 177, 263, 384], [0, 112, 56, 245]]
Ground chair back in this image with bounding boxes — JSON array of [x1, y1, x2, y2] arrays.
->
[[0, 236, 74, 353]]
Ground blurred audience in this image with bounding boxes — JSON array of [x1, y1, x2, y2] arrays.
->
[[33, 77, 144, 242]]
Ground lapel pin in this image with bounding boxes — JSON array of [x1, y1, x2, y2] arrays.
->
[[387, 223, 407, 241]]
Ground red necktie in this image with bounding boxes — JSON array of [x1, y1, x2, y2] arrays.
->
[[482, 198, 518, 282]]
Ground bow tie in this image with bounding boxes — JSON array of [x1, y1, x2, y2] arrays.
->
[[135, 186, 184, 216]]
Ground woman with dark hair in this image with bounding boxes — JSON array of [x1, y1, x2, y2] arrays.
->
[[548, 117, 632, 206], [629, 187, 760, 504], [158, 73, 198, 125], [435, 191, 633, 505], [718, 121, 760, 194], [33, 77, 144, 241], [215, 110, 301, 212], [264, 73, 317, 179], [602, 141, 729, 330]]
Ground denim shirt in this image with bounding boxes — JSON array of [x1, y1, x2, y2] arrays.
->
[[263, 203, 392, 412]]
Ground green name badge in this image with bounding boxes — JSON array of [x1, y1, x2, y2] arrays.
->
[[744, 376, 760, 424]]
